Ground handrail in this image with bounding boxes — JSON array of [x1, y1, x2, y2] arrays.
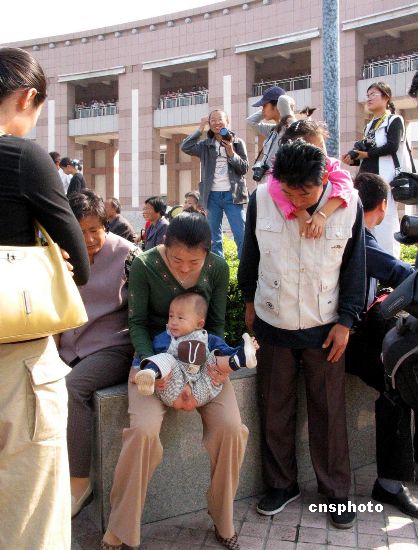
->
[[252, 75, 311, 96], [362, 53, 418, 80], [74, 103, 119, 119], [158, 91, 208, 110]]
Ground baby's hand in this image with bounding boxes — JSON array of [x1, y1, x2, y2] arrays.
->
[[305, 211, 326, 239]]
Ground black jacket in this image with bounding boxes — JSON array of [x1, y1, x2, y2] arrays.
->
[[67, 172, 86, 197]]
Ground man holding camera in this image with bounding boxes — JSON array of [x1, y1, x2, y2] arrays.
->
[[181, 110, 248, 258], [347, 172, 418, 517]]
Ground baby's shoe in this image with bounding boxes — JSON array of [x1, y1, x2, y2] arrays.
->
[[242, 333, 259, 368], [135, 369, 157, 395], [230, 333, 259, 370]]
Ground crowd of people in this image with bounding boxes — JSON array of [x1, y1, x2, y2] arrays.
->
[[159, 86, 208, 108], [74, 99, 119, 118], [1, 45, 418, 550]]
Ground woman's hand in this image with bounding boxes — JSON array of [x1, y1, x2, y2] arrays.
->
[[60, 248, 74, 275], [199, 116, 209, 133], [222, 139, 235, 158], [341, 154, 354, 166], [207, 357, 232, 385], [155, 371, 172, 390], [354, 150, 368, 160]]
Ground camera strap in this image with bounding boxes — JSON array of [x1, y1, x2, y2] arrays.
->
[[254, 128, 277, 165]]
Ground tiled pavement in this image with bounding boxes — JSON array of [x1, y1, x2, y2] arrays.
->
[[72, 463, 418, 550]]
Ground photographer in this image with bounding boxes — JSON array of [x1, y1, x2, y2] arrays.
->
[[181, 110, 248, 259], [342, 82, 412, 258], [246, 86, 296, 183]]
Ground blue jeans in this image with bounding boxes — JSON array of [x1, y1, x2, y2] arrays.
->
[[207, 191, 245, 259]]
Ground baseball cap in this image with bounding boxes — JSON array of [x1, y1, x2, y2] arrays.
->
[[252, 86, 286, 107]]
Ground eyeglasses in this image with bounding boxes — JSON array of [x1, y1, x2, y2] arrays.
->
[[366, 92, 383, 99]]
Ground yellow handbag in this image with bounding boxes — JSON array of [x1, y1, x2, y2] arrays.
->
[[0, 221, 88, 343]]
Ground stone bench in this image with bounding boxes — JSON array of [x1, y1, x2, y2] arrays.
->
[[87, 369, 377, 532]]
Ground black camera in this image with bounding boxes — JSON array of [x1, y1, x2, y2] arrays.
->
[[400, 215, 418, 241], [347, 140, 369, 161], [219, 127, 233, 141], [252, 161, 269, 182]]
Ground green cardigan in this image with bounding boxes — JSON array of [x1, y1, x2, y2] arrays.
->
[[128, 247, 229, 360]]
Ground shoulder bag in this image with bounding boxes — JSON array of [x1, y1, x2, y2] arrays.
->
[[0, 221, 88, 343]]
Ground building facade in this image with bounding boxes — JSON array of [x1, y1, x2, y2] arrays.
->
[[6, 0, 418, 225]]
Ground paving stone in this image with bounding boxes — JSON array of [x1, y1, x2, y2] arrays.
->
[[388, 538, 418, 548], [239, 521, 269, 539], [137, 542, 171, 550], [265, 541, 296, 550], [272, 511, 301, 526], [357, 532, 388, 549], [268, 523, 298, 541], [357, 521, 387, 535], [327, 529, 357, 547], [300, 513, 328, 529], [297, 526, 327, 544], [176, 527, 208, 545], [295, 543, 326, 549]]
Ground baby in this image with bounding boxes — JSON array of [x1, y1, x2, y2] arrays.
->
[[133, 292, 258, 410]]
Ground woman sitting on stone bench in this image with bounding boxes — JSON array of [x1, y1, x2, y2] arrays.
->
[[59, 189, 138, 518], [102, 212, 248, 550]]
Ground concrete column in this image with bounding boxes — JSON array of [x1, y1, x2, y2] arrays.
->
[[340, 30, 366, 159], [118, 68, 159, 213], [322, 0, 340, 157]]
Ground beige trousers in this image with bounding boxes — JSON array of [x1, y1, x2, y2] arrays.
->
[[108, 371, 249, 547], [0, 337, 71, 550]]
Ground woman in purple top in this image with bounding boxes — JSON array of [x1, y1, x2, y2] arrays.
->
[[59, 190, 138, 519], [142, 195, 169, 251]]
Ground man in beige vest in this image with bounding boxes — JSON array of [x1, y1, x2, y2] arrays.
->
[[238, 140, 366, 529]]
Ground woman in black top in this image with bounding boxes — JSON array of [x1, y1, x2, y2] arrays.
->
[[60, 157, 87, 197], [0, 47, 89, 550], [342, 82, 412, 257]]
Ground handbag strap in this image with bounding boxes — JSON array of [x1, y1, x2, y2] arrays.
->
[[34, 221, 55, 247], [385, 115, 416, 174]]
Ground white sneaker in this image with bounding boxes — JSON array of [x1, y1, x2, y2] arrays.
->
[[135, 369, 157, 395], [242, 333, 257, 369]]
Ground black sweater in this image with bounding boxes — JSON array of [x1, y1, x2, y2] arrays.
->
[[0, 135, 90, 286]]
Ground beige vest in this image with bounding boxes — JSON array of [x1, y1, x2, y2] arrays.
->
[[254, 183, 358, 330]]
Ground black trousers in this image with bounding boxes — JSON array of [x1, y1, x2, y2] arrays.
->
[[345, 315, 415, 482], [256, 342, 351, 498]]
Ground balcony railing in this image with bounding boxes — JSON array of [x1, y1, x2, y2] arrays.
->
[[253, 75, 311, 96], [362, 53, 418, 80], [159, 91, 208, 110], [74, 103, 119, 119]]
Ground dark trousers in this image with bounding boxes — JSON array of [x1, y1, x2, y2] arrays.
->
[[256, 342, 351, 498], [346, 323, 415, 482], [65, 345, 133, 477]]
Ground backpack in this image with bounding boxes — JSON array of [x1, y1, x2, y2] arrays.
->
[[382, 315, 418, 408]]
